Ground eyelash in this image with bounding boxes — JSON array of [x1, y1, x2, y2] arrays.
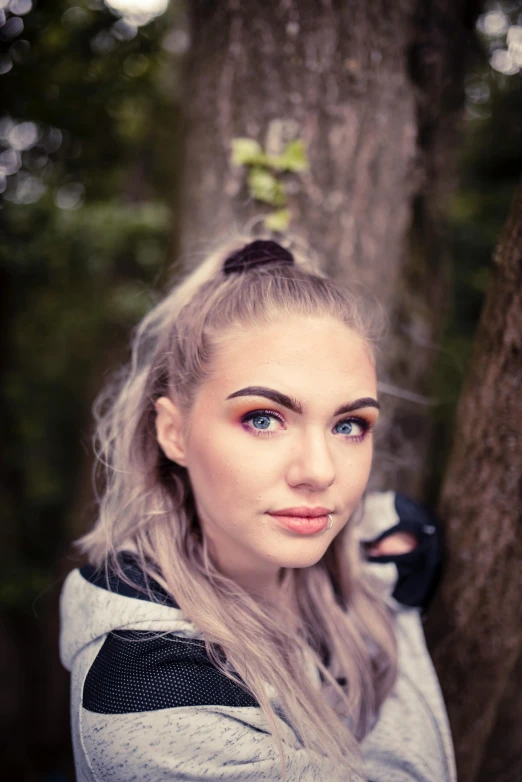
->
[[240, 409, 374, 443]]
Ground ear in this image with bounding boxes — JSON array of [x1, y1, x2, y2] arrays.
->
[[155, 396, 188, 467]]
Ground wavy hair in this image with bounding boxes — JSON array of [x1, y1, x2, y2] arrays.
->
[[75, 232, 398, 781]]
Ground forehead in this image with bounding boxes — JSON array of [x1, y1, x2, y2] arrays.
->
[[208, 316, 376, 395]]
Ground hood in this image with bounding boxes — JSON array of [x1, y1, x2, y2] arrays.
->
[[59, 555, 204, 672]]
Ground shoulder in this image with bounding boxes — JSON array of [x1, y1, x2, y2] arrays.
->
[[79, 552, 179, 607], [83, 629, 259, 715], [73, 561, 341, 780], [77, 554, 260, 715]]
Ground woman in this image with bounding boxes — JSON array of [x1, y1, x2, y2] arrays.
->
[[59, 237, 456, 782]]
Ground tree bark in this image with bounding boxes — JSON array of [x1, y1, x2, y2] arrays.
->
[[424, 177, 522, 782], [476, 648, 522, 782], [179, 0, 481, 495]]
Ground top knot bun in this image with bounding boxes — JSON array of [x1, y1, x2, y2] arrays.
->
[[222, 240, 295, 275]]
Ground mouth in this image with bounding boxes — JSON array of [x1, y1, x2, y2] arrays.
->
[[267, 512, 331, 535], [270, 506, 333, 518]]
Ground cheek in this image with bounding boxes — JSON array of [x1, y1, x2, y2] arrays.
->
[[187, 428, 259, 503], [344, 443, 373, 493], [360, 443, 374, 479]]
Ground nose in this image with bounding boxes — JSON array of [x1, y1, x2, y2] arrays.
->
[[286, 427, 336, 489]]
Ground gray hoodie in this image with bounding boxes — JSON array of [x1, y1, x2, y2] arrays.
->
[[59, 491, 456, 782]]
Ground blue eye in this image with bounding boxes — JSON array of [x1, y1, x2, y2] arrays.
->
[[335, 419, 365, 437], [241, 410, 373, 442], [241, 410, 283, 437], [250, 414, 273, 430]]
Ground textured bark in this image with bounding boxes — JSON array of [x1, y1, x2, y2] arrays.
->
[[181, 0, 419, 296], [424, 178, 522, 782], [179, 0, 481, 494], [476, 648, 522, 782]]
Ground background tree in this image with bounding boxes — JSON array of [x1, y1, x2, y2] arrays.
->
[[179, 0, 483, 497], [428, 11, 522, 778], [425, 176, 522, 782]]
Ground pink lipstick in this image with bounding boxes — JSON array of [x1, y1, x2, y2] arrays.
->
[[267, 512, 330, 535]]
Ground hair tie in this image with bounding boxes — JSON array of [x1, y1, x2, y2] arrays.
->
[[223, 240, 295, 275]]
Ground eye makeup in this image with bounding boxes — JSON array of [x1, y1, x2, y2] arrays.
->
[[226, 385, 380, 417], [240, 408, 375, 443]]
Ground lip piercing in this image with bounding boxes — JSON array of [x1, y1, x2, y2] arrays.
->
[[326, 514, 333, 531]]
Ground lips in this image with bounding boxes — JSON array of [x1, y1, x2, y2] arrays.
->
[[268, 512, 330, 535], [270, 506, 332, 518]]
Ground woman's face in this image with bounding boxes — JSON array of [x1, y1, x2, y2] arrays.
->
[[155, 315, 379, 597]]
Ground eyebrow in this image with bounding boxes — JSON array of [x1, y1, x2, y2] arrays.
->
[[225, 386, 380, 416]]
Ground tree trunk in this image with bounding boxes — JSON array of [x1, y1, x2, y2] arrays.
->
[[179, 0, 481, 495], [476, 648, 522, 782], [424, 177, 522, 782]]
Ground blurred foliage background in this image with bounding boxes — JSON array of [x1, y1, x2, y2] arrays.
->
[[1, 0, 521, 778], [1, 0, 182, 610], [425, 1, 522, 501]]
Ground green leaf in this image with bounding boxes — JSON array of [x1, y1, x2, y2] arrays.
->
[[264, 208, 291, 231], [247, 168, 287, 207], [230, 138, 264, 166], [268, 140, 309, 172], [281, 139, 309, 171]]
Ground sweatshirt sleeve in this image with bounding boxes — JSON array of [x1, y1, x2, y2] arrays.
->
[[80, 703, 363, 782], [356, 492, 457, 782], [75, 630, 363, 782], [357, 490, 444, 614]]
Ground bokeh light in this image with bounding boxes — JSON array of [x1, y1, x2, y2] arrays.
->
[[478, 9, 510, 37], [490, 48, 519, 75], [476, 4, 522, 76], [9, 0, 33, 15], [104, 0, 169, 27], [8, 121, 38, 151], [55, 182, 85, 210]]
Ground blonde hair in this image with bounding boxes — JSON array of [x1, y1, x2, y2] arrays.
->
[[75, 232, 397, 781]]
